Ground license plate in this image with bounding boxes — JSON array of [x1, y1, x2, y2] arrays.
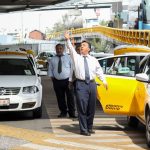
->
[[0, 99, 10, 106]]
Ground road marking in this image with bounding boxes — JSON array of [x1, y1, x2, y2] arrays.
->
[[44, 139, 121, 150], [22, 143, 64, 150], [55, 133, 144, 138], [122, 144, 147, 148], [86, 138, 145, 143]]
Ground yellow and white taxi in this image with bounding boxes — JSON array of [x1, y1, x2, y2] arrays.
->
[[35, 51, 56, 70], [96, 45, 150, 147], [0, 50, 44, 118], [135, 54, 150, 147]]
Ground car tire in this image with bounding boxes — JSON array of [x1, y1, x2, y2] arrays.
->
[[127, 116, 139, 128], [146, 110, 150, 147], [33, 105, 42, 118]]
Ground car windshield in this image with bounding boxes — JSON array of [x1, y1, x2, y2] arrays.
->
[[38, 52, 55, 58], [0, 59, 35, 75]]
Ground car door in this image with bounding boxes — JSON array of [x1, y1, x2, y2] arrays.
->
[[96, 56, 143, 115], [136, 56, 150, 122]]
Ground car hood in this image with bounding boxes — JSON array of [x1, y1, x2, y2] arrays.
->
[[0, 76, 38, 87]]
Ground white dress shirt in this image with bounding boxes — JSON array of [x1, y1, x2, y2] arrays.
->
[[67, 39, 107, 84]]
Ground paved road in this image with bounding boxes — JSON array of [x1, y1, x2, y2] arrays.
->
[[0, 76, 148, 150]]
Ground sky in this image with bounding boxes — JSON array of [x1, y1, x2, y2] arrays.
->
[[0, 10, 67, 34], [0, 8, 111, 35], [0, 0, 140, 35]]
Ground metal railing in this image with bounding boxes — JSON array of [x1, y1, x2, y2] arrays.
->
[[47, 26, 150, 47]]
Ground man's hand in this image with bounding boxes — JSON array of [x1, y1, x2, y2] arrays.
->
[[103, 83, 108, 90], [64, 32, 70, 40]]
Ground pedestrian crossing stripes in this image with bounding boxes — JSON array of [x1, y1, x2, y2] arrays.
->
[[44, 139, 120, 150], [55, 133, 145, 138]]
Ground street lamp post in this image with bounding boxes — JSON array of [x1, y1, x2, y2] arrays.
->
[[39, 13, 41, 31], [20, 12, 24, 43]]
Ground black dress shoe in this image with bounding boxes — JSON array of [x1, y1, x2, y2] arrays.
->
[[88, 129, 95, 134], [57, 113, 67, 118], [80, 132, 91, 136]]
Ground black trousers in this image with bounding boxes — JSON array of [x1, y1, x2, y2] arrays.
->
[[52, 78, 75, 116], [75, 80, 96, 133]]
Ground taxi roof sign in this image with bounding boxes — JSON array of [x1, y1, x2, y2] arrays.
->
[[114, 45, 150, 55], [0, 51, 27, 56]]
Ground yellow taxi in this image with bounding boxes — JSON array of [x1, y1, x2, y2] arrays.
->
[[96, 45, 150, 147], [135, 55, 150, 147], [35, 51, 55, 70]]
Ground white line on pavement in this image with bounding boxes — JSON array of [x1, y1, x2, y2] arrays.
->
[[86, 138, 145, 143], [55, 133, 144, 138], [21, 143, 64, 150], [122, 144, 147, 148], [44, 139, 121, 150]]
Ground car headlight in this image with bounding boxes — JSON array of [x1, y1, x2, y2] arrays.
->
[[23, 86, 39, 94]]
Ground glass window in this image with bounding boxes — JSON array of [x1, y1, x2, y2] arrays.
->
[[99, 58, 114, 74], [107, 57, 123, 75], [139, 56, 148, 73], [0, 59, 35, 75], [105, 58, 114, 74], [99, 59, 107, 73], [47, 52, 55, 57], [107, 56, 136, 77], [126, 56, 136, 77], [145, 58, 150, 78]]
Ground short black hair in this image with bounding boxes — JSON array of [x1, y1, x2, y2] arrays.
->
[[81, 40, 91, 49], [55, 43, 64, 49]]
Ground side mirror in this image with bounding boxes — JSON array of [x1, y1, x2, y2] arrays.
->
[[136, 73, 149, 82], [38, 70, 47, 76]]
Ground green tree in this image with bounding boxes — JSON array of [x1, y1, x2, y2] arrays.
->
[[99, 20, 109, 26], [91, 38, 113, 53], [47, 13, 70, 33]]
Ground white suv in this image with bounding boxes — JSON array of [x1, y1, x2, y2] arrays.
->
[[0, 51, 43, 118]]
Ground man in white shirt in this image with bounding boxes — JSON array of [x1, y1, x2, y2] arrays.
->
[[64, 32, 108, 136]]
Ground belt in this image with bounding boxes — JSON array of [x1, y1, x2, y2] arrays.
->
[[53, 78, 69, 81], [76, 79, 95, 83]]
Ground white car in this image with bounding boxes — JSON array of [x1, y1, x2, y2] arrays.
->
[[0, 51, 43, 118]]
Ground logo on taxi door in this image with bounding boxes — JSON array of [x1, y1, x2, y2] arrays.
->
[[106, 104, 123, 110]]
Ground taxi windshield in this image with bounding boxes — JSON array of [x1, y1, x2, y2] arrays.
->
[[0, 59, 35, 75]]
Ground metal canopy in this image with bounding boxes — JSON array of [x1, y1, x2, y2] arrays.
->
[[0, 0, 69, 12], [36, 0, 115, 11]]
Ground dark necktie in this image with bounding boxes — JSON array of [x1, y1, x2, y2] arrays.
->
[[84, 56, 90, 83], [58, 56, 62, 73]]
